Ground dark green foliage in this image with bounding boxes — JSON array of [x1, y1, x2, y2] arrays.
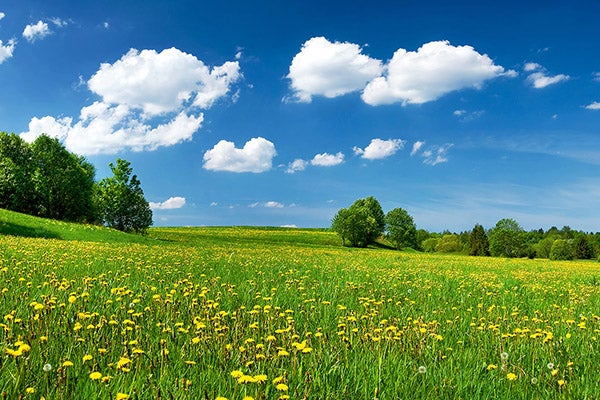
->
[[573, 235, 594, 259], [331, 196, 384, 247], [550, 239, 574, 260], [96, 159, 152, 234], [0, 132, 37, 214], [31, 135, 97, 222], [385, 207, 417, 249], [469, 224, 490, 256], [489, 218, 527, 258]]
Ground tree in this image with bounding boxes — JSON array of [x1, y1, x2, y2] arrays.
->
[[573, 235, 593, 259], [331, 196, 384, 247], [550, 239, 573, 260], [469, 224, 490, 256], [435, 234, 462, 253], [488, 218, 527, 258], [385, 207, 417, 250], [96, 159, 152, 234], [0, 132, 37, 214], [31, 135, 97, 222]]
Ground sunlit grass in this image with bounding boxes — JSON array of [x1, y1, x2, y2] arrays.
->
[[1, 223, 600, 399]]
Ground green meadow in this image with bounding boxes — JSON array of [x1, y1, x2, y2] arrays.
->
[[1, 208, 600, 399]]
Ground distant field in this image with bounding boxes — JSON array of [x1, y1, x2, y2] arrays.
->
[[1, 212, 600, 399]]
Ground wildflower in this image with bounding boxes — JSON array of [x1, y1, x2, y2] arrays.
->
[[551, 369, 559, 377], [506, 372, 517, 381], [43, 363, 52, 372], [215, 397, 228, 400], [253, 374, 267, 383], [276, 383, 289, 391], [83, 354, 93, 362], [547, 362, 554, 370], [277, 349, 290, 357], [500, 352, 509, 361], [116, 357, 132, 369], [487, 364, 498, 371], [418, 366, 427, 374], [89, 371, 102, 380], [237, 375, 255, 384], [558, 380, 566, 388], [273, 376, 285, 384], [25, 388, 35, 394], [116, 394, 130, 400], [243, 397, 255, 400], [62, 360, 74, 367], [531, 377, 538, 385], [231, 370, 244, 379]]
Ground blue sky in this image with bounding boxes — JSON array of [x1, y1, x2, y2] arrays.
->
[[1, 0, 599, 231]]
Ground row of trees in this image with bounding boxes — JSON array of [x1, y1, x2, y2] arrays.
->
[[331, 196, 600, 261], [0, 132, 152, 233]]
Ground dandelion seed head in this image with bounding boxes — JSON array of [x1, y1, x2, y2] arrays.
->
[[43, 363, 52, 372], [500, 352, 509, 361], [418, 365, 427, 374]]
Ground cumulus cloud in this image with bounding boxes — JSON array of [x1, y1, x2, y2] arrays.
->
[[23, 20, 50, 42], [203, 137, 276, 173], [410, 141, 425, 156], [585, 102, 600, 110], [0, 12, 5, 20], [0, 39, 15, 64], [310, 152, 344, 166], [353, 138, 405, 159], [362, 41, 513, 105], [149, 196, 186, 210], [21, 47, 240, 154], [524, 62, 569, 88], [286, 158, 309, 174], [287, 36, 383, 102]]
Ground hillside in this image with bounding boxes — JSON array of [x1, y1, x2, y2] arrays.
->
[[0, 208, 152, 244]]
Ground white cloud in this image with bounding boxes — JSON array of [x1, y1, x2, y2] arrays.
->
[[422, 144, 453, 166], [410, 141, 425, 156], [265, 201, 284, 208], [22, 47, 239, 154], [281, 224, 298, 228], [149, 196, 186, 210], [594, 72, 600, 82], [524, 62, 569, 89], [453, 109, 466, 116], [310, 152, 344, 166], [103, 22, 110, 29], [523, 62, 541, 72], [0, 39, 15, 64], [0, 12, 5, 20], [23, 20, 50, 42], [50, 17, 68, 27], [203, 137, 276, 173], [286, 158, 309, 174], [585, 102, 600, 110], [88, 48, 241, 115], [362, 40, 513, 105], [287, 36, 383, 102], [353, 138, 405, 159], [527, 72, 569, 88]]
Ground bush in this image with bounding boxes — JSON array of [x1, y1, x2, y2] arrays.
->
[[549, 239, 573, 261]]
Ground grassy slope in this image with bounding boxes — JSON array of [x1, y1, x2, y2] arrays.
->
[[0, 208, 152, 244]]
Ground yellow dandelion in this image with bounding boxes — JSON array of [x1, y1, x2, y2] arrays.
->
[[253, 374, 267, 383], [277, 349, 290, 357], [276, 383, 289, 391], [115, 394, 130, 400], [506, 372, 517, 381], [25, 387, 35, 394], [273, 376, 285, 384], [243, 397, 254, 400], [89, 371, 102, 380], [82, 354, 93, 362], [62, 360, 74, 367], [230, 370, 244, 379], [558, 380, 566, 388], [215, 397, 228, 400], [487, 364, 498, 371]]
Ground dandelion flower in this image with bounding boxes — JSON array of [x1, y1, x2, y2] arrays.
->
[[243, 397, 254, 400], [276, 383, 289, 391], [62, 360, 73, 367], [25, 388, 35, 394], [43, 363, 52, 372], [506, 372, 517, 381], [418, 366, 427, 374], [273, 376, 285, 384], [500, 352, 509, 361], [89, 371, 102, 380], [551, 369, 559, 377], [558, 379, 566, 388], [215, 397, 228, 400], [277, 349, 290, 357], [253, 374, 268, 383], [487, 364, 498, 371], [230, 370, 244, 379], [547, 362, 554, 370], [531, 377, 538, 385], [116, 394, 130, 400]]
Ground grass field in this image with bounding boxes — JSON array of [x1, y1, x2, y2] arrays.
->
[[1, 210, 600, 399]]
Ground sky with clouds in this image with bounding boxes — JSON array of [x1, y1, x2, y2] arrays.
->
[[1, 0, 599, 231]]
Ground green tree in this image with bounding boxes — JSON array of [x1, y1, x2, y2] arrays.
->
[[385, 207, 417, 250], [353, 196, 385, 244], [488, 218, 527, 258], [96, 159, 152, 234], [31, 135, 97, 221], [573, 235, 593, 259], [421, 237, 439, 252], [0, 132, 37, 214], [435, 234, 462, 253], [534, 235, 560, 259], [469, 224, 490, 256], [550, 239, 574, 260], [331, 196, 384, 247]]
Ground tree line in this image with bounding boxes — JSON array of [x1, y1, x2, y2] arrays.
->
[[0, 132, 152, 234], [332, 196, 600, 261]]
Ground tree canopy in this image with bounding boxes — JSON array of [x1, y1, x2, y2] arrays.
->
[[385, 207, 417, 249], [96, 159, 153, 234], [331, 196, 386, 247]]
